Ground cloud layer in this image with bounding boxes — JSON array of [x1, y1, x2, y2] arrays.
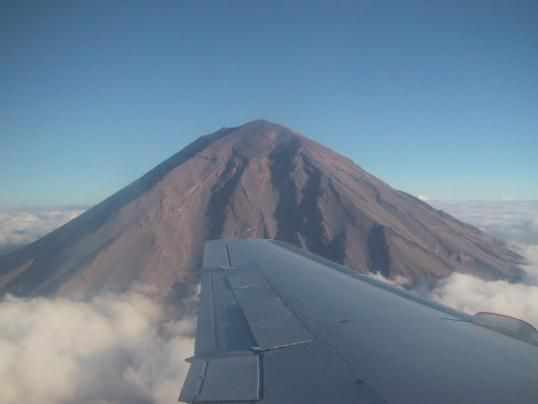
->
[[0, 208, 85, 254], [429, 200, 538, 328], [0, 290, 194, 404], [433, 200, 538, 245], [432, 273, 538, 327], [0, 201, 536, 403]]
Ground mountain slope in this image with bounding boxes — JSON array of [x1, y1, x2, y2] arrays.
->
[[0, 120, 524, 298]]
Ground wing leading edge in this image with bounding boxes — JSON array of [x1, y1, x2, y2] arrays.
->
[[180, 239, 538, 404]]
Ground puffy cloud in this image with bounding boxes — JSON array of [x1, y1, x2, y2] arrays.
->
[[370, 267, 538, 330], [0, 290, 195, 404], [426, 201, 538, 329], [431, 273, 538, 329], [0, 208, 85, 253], [371, 201, 538, 329], [521, 244, 538, 284], [368, 272, 411, 287], [2, 199, 536, 404]]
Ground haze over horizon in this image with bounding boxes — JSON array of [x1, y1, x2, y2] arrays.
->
[[2, 1, 537, 208]]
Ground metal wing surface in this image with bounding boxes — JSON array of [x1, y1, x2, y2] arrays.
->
[[180, 239, 538, 404]]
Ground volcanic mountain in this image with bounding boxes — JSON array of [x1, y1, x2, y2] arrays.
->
[[0, 120, 524, 299]]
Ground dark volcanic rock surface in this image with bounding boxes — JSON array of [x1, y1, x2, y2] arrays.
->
[[0, 120, 524, 298]]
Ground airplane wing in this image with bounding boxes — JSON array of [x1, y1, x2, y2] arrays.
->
[[180, 239, 538, 404]]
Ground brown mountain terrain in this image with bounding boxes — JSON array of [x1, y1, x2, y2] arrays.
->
[[0, 120, 524, 299]]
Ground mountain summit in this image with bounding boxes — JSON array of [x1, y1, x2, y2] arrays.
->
[[0, 120, 523, 298]]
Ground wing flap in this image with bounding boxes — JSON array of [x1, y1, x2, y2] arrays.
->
[[226, 271, 313, 350], [179, 352, 260, 403]]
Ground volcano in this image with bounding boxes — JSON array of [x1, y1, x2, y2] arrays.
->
[[0, 120, 524, 298]]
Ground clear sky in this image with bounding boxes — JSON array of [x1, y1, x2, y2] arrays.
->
[[2, 1, 537, 208]]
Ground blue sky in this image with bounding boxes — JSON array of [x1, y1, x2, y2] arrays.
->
[[2, 1, 537, 208]]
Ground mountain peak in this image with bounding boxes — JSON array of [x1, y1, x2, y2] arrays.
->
[[237, 119, 294, 131], [0, 122, 524, 299], [225, 119, 303, 143]]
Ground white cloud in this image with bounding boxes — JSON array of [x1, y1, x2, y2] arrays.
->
[[369, 268, 538, 330], [515, 243, 538, 285], [0, 290, 195, 404], [0, 208, 85, 253], [1, 199, 536, 404], [368, 272, 411, 287], [425, 201, 538, 329], [371, 201, 538, 329], [431, 273, 538, 329], [431, 200, 538, 245]]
